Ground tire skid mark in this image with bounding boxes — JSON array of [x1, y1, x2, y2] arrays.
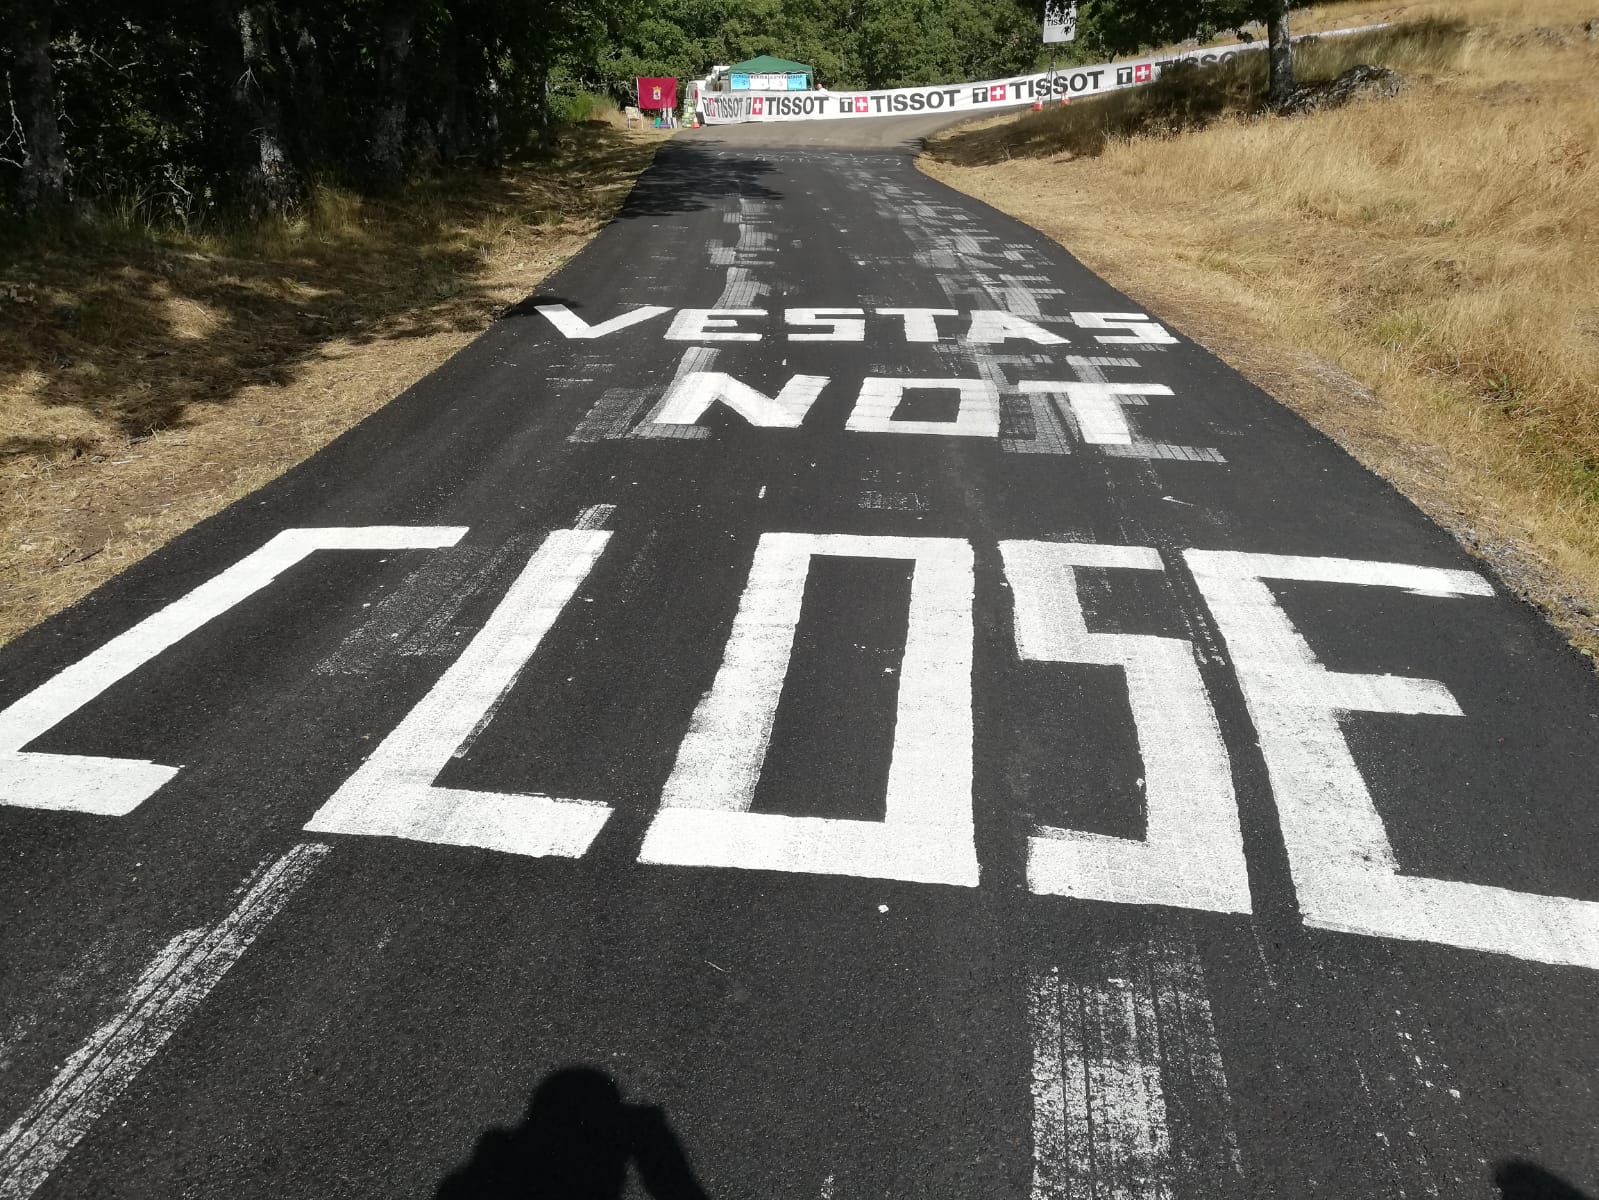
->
[[1029, 925, 1241, 1198], [0, 842, 331, 1200]]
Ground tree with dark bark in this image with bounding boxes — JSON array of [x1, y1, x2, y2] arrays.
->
[[5, 0, 69, 213], [0, 0, 1059, 222], [1075, 0, 1296, 104], [220, 0, 301, 216]]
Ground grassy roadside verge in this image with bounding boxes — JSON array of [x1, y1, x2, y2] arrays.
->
[[0, 122, 670, 646], [921, 0, 1599, 663]]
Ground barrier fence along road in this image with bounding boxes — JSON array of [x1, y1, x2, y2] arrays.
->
[[700, 23, 1390, 123]]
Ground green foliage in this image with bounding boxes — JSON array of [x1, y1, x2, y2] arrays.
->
[[0, 0, 1043, 223], [1073, 0, 1268, 58]]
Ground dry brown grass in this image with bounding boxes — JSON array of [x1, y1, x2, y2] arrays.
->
[[0, 123, 670, 645], [923, 1, 1599, 660]]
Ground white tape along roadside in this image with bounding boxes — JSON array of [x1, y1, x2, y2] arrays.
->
[[700, 23, 1388, 124]]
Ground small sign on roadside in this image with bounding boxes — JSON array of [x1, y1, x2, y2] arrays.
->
[[1043, 0, 1078, 43]]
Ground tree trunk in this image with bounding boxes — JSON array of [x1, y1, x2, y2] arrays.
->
[[368, 0, 420, 188], [1265, 0, 1295, 106], [435, 20, 471, 164], [222, 1, 300, 216], [9, 0, 68, 214], [282, 11, 325, 168]]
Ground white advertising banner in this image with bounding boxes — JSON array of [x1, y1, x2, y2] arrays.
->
[[700, 23, 1387, 124]]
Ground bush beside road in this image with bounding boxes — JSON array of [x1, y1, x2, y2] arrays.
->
[[922, 0, 1599, 662]]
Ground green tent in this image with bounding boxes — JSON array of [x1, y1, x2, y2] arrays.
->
[[727, 55, 814, 88]]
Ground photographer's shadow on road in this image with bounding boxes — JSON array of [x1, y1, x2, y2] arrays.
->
[[434, 1067, 711, 1199], [1496, 1159, 1595, 1200]]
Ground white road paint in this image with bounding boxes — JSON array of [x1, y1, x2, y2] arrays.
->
[[666, 309, 766, 342], [534, 303, 671, 339], [639, 532, 979, 886], [845, 377, 1000, 439], [966, 310, 1067, 346], [1019, 382, 1176, 446], [877, 307, 958, 342], [573, 504, 617, 531], [649, 371, 829, 430], [786, 308, 866, 341], [1071, 313, 1178, 346], [305, 529, 613, 858], [0, 527, 466, 816], [1030, 932, 1240, 1199], [0, 842, 331, 1200], [1002, 542, 1250, 914], [631, 346, 722, 441], [1187, 550, 1599, 969]]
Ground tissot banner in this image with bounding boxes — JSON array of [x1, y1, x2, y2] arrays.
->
[[699, 23, 1387, 123], [700, 61, 1141, 124]]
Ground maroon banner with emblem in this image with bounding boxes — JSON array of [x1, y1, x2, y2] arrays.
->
[[636, 77, 678, 110]]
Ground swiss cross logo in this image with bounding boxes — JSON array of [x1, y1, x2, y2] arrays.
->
[[854, 96, 869, 113], [1134, 63, 1153, 83], [991, 84, 1007, 102], [752, 96, 764, 115]]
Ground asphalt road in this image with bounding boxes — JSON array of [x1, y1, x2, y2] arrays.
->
[[3, 116, 1598, 1200]]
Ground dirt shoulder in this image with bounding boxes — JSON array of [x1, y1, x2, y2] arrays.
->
[[920, 3, 1599, 664], [0, 123, 670, 646]]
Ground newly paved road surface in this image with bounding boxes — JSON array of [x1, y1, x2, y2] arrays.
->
[[3, 116, 1598, 1200]]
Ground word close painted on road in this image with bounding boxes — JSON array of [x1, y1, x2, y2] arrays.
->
[[3, 522, 1598, 972]]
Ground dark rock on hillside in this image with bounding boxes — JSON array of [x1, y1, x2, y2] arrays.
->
[[1277, 64, 1403, 115]]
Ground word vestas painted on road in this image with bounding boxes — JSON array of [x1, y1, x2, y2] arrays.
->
[[541, 303, 1207, 460], [4, 520, 1599, 972], [532, 304, 1175, 346]]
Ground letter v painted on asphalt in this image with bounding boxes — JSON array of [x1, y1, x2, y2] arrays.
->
[[0, 527, 466, 817], [533, 302, 671, 338]]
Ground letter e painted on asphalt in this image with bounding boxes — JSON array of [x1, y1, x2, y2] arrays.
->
[[1187, 551, 1599, 970]]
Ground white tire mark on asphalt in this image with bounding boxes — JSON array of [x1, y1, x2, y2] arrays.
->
[[0, 842, 332, 1200]]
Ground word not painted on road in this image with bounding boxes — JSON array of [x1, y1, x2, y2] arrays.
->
[[5, 516, 1599, 972], [541, 303, 1210, 460]]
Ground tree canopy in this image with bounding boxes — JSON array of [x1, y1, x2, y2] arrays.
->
[[0, 0, 1291, 223]]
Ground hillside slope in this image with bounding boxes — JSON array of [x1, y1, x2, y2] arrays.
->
[[922, 0, 1599, 660]]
